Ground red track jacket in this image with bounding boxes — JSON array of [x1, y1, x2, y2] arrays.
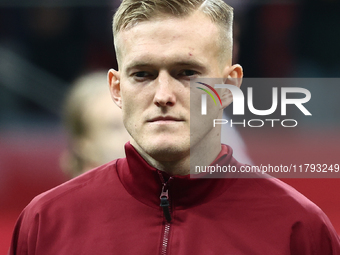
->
[[8, 143, 340, 254]]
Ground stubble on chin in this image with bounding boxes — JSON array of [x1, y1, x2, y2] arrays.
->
[[134, 137, 189, 160]]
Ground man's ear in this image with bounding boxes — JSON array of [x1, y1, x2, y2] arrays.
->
[[225, 64, 243, 83], [108, 69, 122, 109], [220, 64, 243, 109]]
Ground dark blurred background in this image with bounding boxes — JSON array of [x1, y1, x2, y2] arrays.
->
[[1, 0, 340, 253]]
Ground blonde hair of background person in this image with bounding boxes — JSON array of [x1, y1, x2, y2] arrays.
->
[[61, 71, 130, 177]]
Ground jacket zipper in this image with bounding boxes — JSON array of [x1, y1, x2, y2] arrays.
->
[[158, 172, 173, 255], [160, 184, 172, 222], [161, 223, 171, 255]]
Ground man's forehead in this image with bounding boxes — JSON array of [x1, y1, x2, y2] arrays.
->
[[120, 11, 218, 36], [115, 11, 222, 63]]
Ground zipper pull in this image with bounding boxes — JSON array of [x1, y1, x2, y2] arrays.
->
[[160, 184, 172, 222]]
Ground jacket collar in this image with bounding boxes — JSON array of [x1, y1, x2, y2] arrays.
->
[[117, 142, 241, 209]]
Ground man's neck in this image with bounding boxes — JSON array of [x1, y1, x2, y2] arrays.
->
[[130, 134, 222, 176], [130, 140, 191, 175]]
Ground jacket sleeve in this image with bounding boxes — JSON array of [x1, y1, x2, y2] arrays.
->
[[290, 207, 340, 255], [8, 203, 40, 255]]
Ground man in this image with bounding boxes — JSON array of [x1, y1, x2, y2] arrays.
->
[[8, 0, 340, 254], [60, 71, 130, 177]]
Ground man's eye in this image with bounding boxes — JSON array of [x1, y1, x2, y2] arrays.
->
[[131, 71, 154, 82], [134, 71, 150, 78], [180, 70, 198, 76]]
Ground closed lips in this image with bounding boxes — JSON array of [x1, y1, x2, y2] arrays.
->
[[148, 116, 183, 122]]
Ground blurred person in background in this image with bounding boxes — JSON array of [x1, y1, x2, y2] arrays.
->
[[60, 71, 130, 177]]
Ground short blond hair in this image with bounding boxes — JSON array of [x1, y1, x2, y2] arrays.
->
[[112, 0, 234, 63]]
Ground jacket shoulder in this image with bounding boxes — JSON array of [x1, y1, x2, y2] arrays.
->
[[29, 159, 119, 212]]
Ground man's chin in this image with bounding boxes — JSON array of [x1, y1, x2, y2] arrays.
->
[[143, 142, 189, 161]]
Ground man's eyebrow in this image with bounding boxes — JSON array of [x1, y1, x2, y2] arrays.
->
[[124, 59, 207, 72], [125, 62, 151, 70], [172, 60, 206, 69]]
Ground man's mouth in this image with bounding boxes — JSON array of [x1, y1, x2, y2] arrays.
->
[[148, 116, 184, 123]]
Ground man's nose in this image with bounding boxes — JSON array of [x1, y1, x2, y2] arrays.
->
[[153, 71, 176, 107]]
